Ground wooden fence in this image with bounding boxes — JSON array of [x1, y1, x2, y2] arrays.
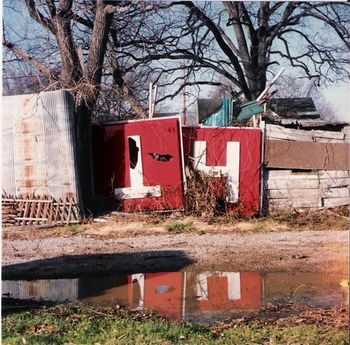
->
[[2, 194, 81, 226]]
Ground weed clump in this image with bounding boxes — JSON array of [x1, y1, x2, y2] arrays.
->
[[165, 222, 194, 233], [270, 206, 349, 231], [183, 169, 229, 218]]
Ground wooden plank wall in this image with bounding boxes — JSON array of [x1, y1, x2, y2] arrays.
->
[[264, 124, 350, 211], [265, 124, 350, 170], [265, 140, 349, 170], [265, 170, 350, 210]]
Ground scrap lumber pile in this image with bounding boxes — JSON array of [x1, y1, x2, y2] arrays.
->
[[264, 124, 350, 211], [1, 194, 81, 226]]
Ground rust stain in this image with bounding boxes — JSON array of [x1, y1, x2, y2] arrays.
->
[[21, 122, 30, 134], [28, 283, 38, 297], [23, 139, 32, 161], [66, 192, 76, 200], [23, 180, 34, 188], [23, 165, 34, 176]]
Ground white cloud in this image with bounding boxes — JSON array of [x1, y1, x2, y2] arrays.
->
[[322, 83, 350, 122]]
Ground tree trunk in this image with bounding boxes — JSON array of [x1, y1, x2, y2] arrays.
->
[[244, 63, 267, 99], [53, 1, 82, 85], [85, 0, 114, 109], [76, 0, 114, 214], [111, 61, 146, 118], [75, 100, 95, 215]]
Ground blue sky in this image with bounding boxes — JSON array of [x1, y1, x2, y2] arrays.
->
[[3, 1, 349, 122]]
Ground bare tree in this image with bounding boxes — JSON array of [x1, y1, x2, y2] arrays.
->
[[274, 73, 340, 120], [195, 2, 349, 100], [3, 1, 350, 209], [3, 1, 147, 114], [3, 0, 148, 210], [120, 1, 349, 102], [4, 2, 350, 110], [93, 1, 350, 108]]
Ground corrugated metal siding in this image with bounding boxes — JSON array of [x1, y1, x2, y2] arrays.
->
[[236, 101, 263, 121], [2, 96, 17, 195], [13, 94, 48, 195], [202, 99, 233, 127], [2, 280, 20, 299], [2, 90, 80, 201], [2, 132, 16, 194], [2, 279, 79, 302], [41, 90, 80, 198]]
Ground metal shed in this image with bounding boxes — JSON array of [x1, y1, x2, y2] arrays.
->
[[2, 90, 81, 225]]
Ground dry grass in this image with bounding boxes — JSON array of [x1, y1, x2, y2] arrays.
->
[[3, 205, 348, 241], [268, 206, 349, 231], [183, 169, 230, 218]]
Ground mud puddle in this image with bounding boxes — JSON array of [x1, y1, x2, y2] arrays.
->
[[2, 271, 348, 323]]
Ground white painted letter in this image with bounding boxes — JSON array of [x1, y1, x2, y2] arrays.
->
[[115, 136, 161, 199], [195, 272, 241, 300], [193, 141, 240, 203]]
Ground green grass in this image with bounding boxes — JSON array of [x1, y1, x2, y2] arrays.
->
[[165, 222, 195, 234], [2, 305, 348, 345], [62, 224, 82, 234]]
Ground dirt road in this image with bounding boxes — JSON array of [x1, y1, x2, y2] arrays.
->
[[2, 219, 348, 279]]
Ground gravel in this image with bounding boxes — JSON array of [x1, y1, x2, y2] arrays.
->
[[3, 229, 348, 279]]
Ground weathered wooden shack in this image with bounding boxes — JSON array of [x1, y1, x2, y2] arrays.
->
[[2, 91, 348, 223], [262, 98, 350, 212]]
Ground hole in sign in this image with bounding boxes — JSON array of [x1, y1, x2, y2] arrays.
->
[[128, 137, 139, 169], [149, 153, 173, 162]]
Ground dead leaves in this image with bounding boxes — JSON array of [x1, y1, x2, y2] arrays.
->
[[212, 304, 349, 332], [26, 323, 56, 335]]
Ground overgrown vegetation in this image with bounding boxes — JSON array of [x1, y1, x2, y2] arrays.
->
[[62, 224, 83, 235], [2, 304, 348, 345], [183, 169, 229, 217], [181, 168, 349, 232], [162, 203, 349, 235], [268, 206, 349, 231]]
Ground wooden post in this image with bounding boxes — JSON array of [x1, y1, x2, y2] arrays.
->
[[257, 68, 285, 102], [149, 83, 153, 118], [182, 68, 187, 125], [151, 84, 157, 118]]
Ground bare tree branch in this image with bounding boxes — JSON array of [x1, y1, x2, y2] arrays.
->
[[3, 40, 59, 80]]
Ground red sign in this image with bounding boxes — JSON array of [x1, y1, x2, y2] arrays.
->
[[182, 127, 262, 216], [191, 272, 262, 313], [93, 118, 184, 211], [144, 272, 183, 319]]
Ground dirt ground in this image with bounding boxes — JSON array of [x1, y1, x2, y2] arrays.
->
[[2, 212, 349, 279]]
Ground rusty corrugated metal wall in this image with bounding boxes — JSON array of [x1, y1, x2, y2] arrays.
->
[[2, 90, 80, 202], [2, 279, 79, 302]]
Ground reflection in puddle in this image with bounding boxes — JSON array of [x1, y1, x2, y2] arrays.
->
[[2, 271, 348, 322]]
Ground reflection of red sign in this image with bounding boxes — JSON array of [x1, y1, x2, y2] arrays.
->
[[194, 272, 261, 312], [182, 127, 262, 216], [144, 272, 183, 319], [92, 118, 184, 211]]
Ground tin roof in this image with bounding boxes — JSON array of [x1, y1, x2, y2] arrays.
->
[[266, 97, 320, 119]]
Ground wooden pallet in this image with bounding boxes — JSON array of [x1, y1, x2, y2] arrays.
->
[[2, 194, 81, 226]]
